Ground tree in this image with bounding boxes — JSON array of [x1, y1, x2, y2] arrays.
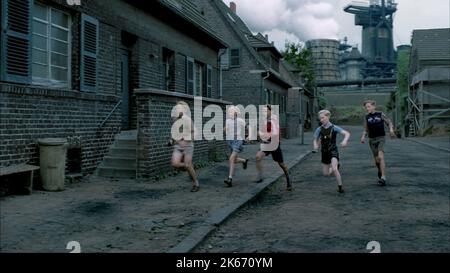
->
[[282, 42, 316, 91], [282, 42, 326, 109]]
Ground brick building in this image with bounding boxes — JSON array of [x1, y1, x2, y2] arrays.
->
[[192, 0, 314, 137], [0, 0, 228, 179]]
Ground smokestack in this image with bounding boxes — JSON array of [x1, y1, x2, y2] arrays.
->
[[230, 2, 236, 13]]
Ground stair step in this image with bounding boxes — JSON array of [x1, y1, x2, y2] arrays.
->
[[102, 156, 136, 168], [117, 130, 137, 139], [115, 138, 137, 148], [97, 166, 136, 178], [109, 147, 136, 157]]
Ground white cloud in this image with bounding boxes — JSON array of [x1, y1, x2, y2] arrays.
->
[[222, 0, 340, 49], [222, 0, 450, 50]]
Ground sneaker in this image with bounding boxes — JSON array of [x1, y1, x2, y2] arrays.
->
[[190, 185, 200, 192], [286, 184, 293, 191], [378, 178, 386, 186], [224, 177, 233, 187], [338, 185, 345, 193], [253, 178, 263, 183], [243, 159, 249, 170]]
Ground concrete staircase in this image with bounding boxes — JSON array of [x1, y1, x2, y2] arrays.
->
[[96, 130, 137, 178]]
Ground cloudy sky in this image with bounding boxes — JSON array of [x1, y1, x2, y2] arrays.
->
[[221, 0, 450, 50]]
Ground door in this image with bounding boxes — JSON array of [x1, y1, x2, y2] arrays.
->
[[120, 50, 130, 130]]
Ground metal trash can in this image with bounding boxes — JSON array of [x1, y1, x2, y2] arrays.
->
[[38, 138, 68, 191]]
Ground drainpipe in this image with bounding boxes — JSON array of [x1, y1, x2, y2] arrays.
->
[[262, 70, 270, 104]]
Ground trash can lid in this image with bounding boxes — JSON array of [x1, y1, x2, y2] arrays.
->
[[38, 138, 68, 146]]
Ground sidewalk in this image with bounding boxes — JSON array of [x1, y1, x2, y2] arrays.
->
[[0, 133, 313, 253]]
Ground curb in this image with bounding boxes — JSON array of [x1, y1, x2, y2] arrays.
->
[[404, 138, 450, 153], [167, 150, 313, 253]]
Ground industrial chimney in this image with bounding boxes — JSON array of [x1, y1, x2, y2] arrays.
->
[[230, 2, 236, 13]]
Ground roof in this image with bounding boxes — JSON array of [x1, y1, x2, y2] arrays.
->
[[126, 0, 227, 48], [410, 28, 450, 73], [211, 0, 292, 86], [161, 0, 228, 46]]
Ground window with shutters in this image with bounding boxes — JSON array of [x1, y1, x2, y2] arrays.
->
[[80, 14, 99, 92], [0, 0, 32, 83], [220, 48, 229, 69], [32, 3, 71, 87], [186, 57, 194, 95], [195, 62, 202, 97], [230, 48, 240, 67], [162, 47, 175, 92]]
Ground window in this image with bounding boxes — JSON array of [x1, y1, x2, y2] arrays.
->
[[230, 48, 240, 67], [186, 57, 194, 94], [32, 3, 71, 87], [201, 64, 213, 98], [195, 62, 202, 96], [186, 57, 213, 98], [162, 47, 175, 91], [220, 48, 229, 69]]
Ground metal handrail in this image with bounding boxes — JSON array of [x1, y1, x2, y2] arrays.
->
[[98, 100, 122, 129]]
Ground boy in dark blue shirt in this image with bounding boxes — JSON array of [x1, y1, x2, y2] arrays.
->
[[360, 100, 395, 186]]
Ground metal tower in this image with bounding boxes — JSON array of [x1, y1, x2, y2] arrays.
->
[[344, 0, 397, 78]]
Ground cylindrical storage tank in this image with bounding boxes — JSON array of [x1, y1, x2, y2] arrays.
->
[[38, 138, 68, 191], [306, 39, 341, 81]]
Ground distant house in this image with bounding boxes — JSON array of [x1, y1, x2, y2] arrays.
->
[[193, 0, 314, 137], [0, 0, 228, 179], [407, 28, 450, 136]]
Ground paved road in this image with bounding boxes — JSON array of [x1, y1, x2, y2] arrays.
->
[[0, 134, 312, 253], [196, 126, 450, 253]]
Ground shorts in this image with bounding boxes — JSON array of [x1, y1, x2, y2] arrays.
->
[[174, 144, 194, 157], [228, 140, 244, 153], [321, 149, 339, 165], [369, 136, 385, 156], [262, 145, 284, 163]]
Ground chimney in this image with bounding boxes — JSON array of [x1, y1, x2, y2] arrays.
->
[[265, 34, 269, 41], [230, 2, 237, 13]]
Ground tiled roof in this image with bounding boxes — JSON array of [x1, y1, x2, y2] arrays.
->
[[159, 0, 227, 47], [411, 28, 450, 61]]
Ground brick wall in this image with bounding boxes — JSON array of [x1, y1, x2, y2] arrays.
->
[[135, 89, 230, 179], [0, 84, 121, 174]]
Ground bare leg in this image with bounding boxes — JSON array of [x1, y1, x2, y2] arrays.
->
[[228, 152, 238, 178], [378, 151, 386, 178], [278, 162, 292, 189], [255, 151, 266, 181], [171, 150, 185, 169], [322, 164, 331, 176], [331, 157, 342, 186], [183, 154, 198, 186]]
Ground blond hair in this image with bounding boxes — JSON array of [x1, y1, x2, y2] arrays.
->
[[318, 109, 331, 117], [227, 105, 241, 117]]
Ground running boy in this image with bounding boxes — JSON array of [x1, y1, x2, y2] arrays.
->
[[223, 106, 249, 187], [360, 100, 395, 186], [169, 101, 200, 192], [313, 110, 350, 193], [254, 105, 293, 191]]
